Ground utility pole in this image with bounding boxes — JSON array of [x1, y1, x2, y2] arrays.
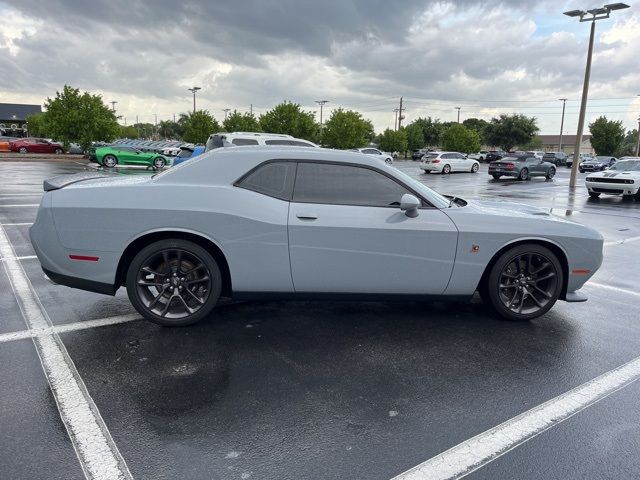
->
[[173, 113, 176, 123], [188, 87, 201, 114], [315, 100, 328, 140], [154, 114, 157, 126], [636, 116, 640, 156], [394, 109, 399, 131], [250, 104, 253, 116], [558, 98, 567, 152], [455, 106, 461, 123], [397, 97, 405, 129], [564, 3, 630, 189], [223, 108, 230, 120], [110, 101, 117, 113], [135, 115, 138, 124]]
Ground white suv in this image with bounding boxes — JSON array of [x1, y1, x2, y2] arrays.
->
[[205, 132, 318, 151], [420, 151, 480, 174]]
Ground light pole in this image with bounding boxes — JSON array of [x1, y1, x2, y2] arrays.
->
[[564, 3, 630, 189], [455, 106, 461, 123], [636, 116, 640, 156], [394, 108, 399, 131], [223, 108, 230, 120], [188, 87, 201, 114], [315, 100, 328, 140], [558, 98, 567, 152], [110, 101, 117, 113]]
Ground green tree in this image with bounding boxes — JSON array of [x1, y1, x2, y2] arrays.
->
[[321, 108, 374, 149], [378, 128, 408, 153], [25, 113, 48, 137], [158, 120, 184, 139], [119, 125, 139, 139], [462, 118, 489, 143], [259, 101, 317, 141], [441, 124, 482, 154], [520, 136, 543, 150], [404, 122, 426, 152], [589, 116, 625, 156], [43, 85, 120, 150], [484, 114, 539, 151], [411, 117, 444, 147], [223, 110, 261, 133], [182, 110, 220, 144], [616, 129, 638, 157], [133, 123, 155, 139]]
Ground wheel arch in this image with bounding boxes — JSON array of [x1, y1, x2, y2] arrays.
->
[[115, 229, 232, 297], [477, 238, 569, 300]]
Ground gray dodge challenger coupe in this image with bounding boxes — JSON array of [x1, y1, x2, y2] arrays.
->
[[30, 147, 603, 326]]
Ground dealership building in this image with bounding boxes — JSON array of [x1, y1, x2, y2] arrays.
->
[[0, 103, 42, 137]]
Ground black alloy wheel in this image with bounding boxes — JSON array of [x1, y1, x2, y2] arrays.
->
[[126, 239, 222, 326], [519, 168, 529, 181], [546, 167, 556, 179], [486, 244, 563, 321]]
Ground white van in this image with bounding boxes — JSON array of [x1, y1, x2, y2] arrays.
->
[[205, 132, 318, 151]]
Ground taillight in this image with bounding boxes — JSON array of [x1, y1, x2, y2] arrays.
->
[[505, 163, 515, 169], [432, 159, 441, 163]]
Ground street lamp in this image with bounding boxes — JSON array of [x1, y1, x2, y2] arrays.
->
[[558, 99, 567, 152], [188, 87, 201, 114], [455, 106, 461, 123], [315, 100, 329, 139], [223, 108, 230, 120], [564, 2, 630, 189]]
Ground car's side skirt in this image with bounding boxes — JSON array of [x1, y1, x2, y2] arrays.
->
[[42, 268, 117, 296], [232, 291, 472, 303]]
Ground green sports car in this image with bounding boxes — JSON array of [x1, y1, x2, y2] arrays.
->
[[89, 146, 169, 169]]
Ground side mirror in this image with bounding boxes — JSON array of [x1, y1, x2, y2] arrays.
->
[[400, 193, 420, 218]]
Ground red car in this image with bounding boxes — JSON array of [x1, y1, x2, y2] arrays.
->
[[9, 138, 64, 154]]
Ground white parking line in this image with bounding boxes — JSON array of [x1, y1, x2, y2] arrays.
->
[[0, 313, 140, 344], [0, 255, 37, 261], [391, 355, 640, 480], [0, 222, 34, 226], [0, 193, 42, 196], [588, 282, 640, 298], [0, 204, 39, 207], [604, 235, 640, 247], [0, 224, 133, 480]]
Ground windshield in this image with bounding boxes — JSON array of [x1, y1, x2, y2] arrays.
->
[[502, 156, 526, 162], [594, 156, 611, 162], [177, 149, 193, 158], [609, 160, 640, 172]]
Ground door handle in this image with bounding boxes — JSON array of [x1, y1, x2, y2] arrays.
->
[[296, 213, 318, 220]]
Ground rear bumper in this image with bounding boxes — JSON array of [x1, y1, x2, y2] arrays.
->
[[43, 267, 116, 295], [564, 290, 588, 302]]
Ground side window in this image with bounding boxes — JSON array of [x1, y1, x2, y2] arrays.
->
[[232, 138, 259, 146], [293, 162, 412, 208], [237, 162, 296, 200], [289, 141, 315, 147], [442, 153, 453, 159], [264, 139, 291, 146]]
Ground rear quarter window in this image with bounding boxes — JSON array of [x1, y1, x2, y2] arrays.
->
[[237, 161, 296, 200]]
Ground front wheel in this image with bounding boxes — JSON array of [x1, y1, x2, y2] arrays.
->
[[103, 154, 117, 168], [54, 148, 63, 155], [442, 164, 451, 174], [153, 157, 166, 169], [486, 244, 563, 321], [471, 163, 479, 173], [588, 191, 600, 198], [579, 169, 584, 173], [19, 147, 27, 154], [518, 168, 529, 181], [126, 239, 222, 326], [546, 167, 556, 180]]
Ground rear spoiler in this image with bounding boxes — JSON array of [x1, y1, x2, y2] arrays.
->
[[43, 172, 109, 192]]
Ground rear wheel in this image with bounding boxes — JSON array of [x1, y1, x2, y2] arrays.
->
[[103, 154, 117, 168], [546, 167, 556, 180], [492, 174, 501, 180], [518, 168, 529, 181], [442, 164, 451, 174], [471, 163, 479, 173], [126, 239, 222, 326], [19, 147, 27, 154], [635, 190, 640, 201], [588, 191, 601, 198], [153, 157, 165, 169], [486, 244, 563, 321], [54, 148, 63, 155]]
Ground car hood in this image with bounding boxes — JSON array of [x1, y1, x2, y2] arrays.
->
[[462, 199, 568, 221], [586, 170, 640, 179]]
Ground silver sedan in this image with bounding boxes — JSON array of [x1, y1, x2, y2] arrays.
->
[[30, 147, 603, 326]]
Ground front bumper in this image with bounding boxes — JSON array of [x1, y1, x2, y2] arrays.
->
[[586, 181, 639, 196]]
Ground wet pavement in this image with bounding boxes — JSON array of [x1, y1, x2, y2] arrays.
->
[[1, 159, 639, 480]]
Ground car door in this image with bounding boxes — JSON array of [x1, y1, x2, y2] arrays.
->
[[117, 147, 138, 165], [33, 139, 47, 153], [287, 161, 458, 295], [455, 153, 469, 171]]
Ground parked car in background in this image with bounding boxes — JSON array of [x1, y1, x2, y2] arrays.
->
[[161, 146, 182, 157], [489, 154, 556, 181], [205, 132, 318, 151], [67, 143, 84, 155], [579, 156, 616, 173], [420, 152, 480, 174], [31, 146, 603, 326], [351, 147, 393, 165], [468, 151, 489, 162], [89, 146, 169, 169], [172, 146, 206, 166], [412, 148, 429, 160], [485, 150, 506, 163], [585, 158, 640, 200], [542, 152, 567, 166], [567, 152, 592, 168], [9, 138, 64, 154]]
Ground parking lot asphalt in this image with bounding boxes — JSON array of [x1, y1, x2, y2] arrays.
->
[[1, 159, 639, 480]]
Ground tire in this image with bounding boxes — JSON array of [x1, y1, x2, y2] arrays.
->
[[19, 147, 27, 154], [385, 157, 393, 165], [153, 157, 166, 169], [479, 156, 484, 162], [492, 174, 501, 180], [579, 169, 584, 173], [471, 163, 479, 173], [634, 190, 640, 201], [126, 239, 222, 327], [103, 154, 117, 168], [546, 167, 556, 180], [588, 192, 600, 198], [485, 244, 563, 321], [54, 148, 63, 155], [518, 168, 529, 181], [442, 164, 451, 174], [423, 169, 429, 174]]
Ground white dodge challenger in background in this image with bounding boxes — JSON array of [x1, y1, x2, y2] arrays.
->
[[31, 147, 603, 326], [585, 158, 640, 200]]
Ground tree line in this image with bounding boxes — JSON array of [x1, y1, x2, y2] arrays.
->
[[25, 85, 638, 156]]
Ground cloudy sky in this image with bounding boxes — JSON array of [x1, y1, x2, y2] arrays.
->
[[1, 0, 639, 134]]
